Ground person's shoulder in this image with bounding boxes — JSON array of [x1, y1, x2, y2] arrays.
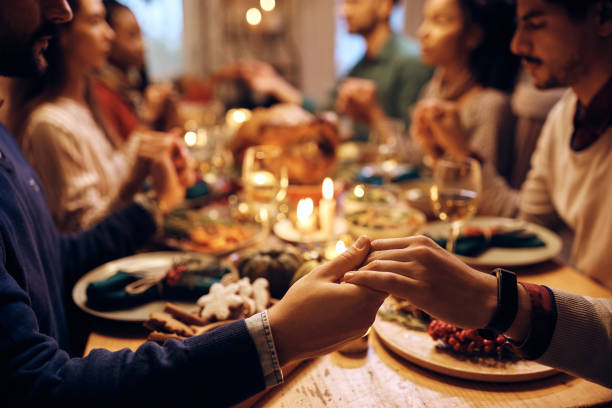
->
[[392, 34, 431, 75], [393, 33, 420, 58], [537, 90, 576, 147], [546, 90, 577, 122], [24, 100, 77, 139], [478, 88, 511, 106], [466, 88, 512, 118]]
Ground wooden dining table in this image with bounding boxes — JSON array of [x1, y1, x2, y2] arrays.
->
[[85, 261, 612, 407]]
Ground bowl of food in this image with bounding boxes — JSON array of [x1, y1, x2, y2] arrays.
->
[[341, 184, 399, 214], [346, 206, 426, 240]]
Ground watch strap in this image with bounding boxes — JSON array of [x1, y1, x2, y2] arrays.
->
[[484, 268, 518, 333]]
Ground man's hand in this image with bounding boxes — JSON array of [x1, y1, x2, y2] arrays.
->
[[335, 78, 386, 125], [267, 236, 386, 366], [342, 236, 498, 330], [238, 61, 302, 105], [411, 99, 471, 161]]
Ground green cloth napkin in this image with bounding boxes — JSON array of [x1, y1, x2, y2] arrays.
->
[[86, 264, 231, 311], [430, 232, 545, 257]]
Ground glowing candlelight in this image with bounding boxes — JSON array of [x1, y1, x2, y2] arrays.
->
[[296, 198, 316, 233], [324, 240, 348, 260], [319, 178, 336, 235], [335, 240, 347, 255], [184, 131, 197, 147]]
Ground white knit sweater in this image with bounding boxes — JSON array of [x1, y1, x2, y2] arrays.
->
[[480, 90, 612, 288]]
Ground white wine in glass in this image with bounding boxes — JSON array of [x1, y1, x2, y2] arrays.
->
[[242, 145, 287, 230], [430, 158, 482, 253]]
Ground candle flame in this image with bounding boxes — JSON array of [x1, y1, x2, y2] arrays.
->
[[336, 240, 347, 255], [184, 131, 197, 147], [322, 177, 334, 200], [297, 198, 314, 221]]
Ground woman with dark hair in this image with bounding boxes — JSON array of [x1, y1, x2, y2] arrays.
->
[[411, 0, 521, 215], [20, 0, 185, 233], [92, 0, 178, 142]]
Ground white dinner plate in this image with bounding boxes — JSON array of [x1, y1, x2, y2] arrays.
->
[[423, 217, 563, 267], [72, 252, 217, 322]]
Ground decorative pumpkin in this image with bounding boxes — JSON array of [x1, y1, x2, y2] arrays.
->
[[237, 246, 304, 298]]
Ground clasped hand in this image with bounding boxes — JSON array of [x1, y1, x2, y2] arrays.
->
[[267, 235, 498, 368]]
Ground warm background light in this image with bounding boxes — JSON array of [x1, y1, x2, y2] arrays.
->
[[322, 177, 334, 200], [335, 240, 347, 256], [353, 184, 365, 198], [246, 8, 262, 26], [184, 131, 197, 147], [297, 198, 314, 221], [260, 0, 276, 12]]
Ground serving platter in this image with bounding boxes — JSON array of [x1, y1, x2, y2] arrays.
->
[[373, 315, 558, 383]]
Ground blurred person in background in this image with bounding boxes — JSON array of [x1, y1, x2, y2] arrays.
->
[[411, 0, 612, 287], [411, 0, 520, 179], [19, 0, 186, 233], [92, 0, 180, 142], [238, 0, 432, 141], [347, 0, 521, 171]]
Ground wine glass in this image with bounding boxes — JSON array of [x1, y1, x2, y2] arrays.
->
[[430, 157, 482, 253], [242, 145, 288, 232]]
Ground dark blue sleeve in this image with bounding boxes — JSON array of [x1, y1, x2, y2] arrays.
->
[[60, 203, 157, 283], [1, 264, 266, 407]]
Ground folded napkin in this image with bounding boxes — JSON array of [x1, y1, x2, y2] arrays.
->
[[429, 226, 545, 257], [356, 164, 420, 185], [185, 180, 209, 200], [86, 261, 231, 311]]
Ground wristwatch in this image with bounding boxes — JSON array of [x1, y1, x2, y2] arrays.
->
[[484, 268, 518, 334]]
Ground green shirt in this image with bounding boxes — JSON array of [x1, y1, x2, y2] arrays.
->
[[304, 32, 432, 141]]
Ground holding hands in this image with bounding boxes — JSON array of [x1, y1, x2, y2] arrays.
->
[[344, 236, 498, 330], [268, 236, 386, 365]]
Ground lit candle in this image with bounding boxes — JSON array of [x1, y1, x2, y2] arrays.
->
[[319, 177, 336, 235], [296, 198, 316, 234], [324, 240, 347, 260]]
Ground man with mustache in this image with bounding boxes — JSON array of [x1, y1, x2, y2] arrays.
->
[[347, 0, 612, 389], [0, 1, 384, 406], [411, 0, 612, 287]]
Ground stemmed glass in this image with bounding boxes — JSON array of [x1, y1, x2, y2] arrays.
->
[[242, 145, 288, 232], [430, 157, 482, 253]]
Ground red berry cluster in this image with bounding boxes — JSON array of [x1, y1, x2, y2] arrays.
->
[[428, 320, 511, 358], [165, 264, 187, 286]]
